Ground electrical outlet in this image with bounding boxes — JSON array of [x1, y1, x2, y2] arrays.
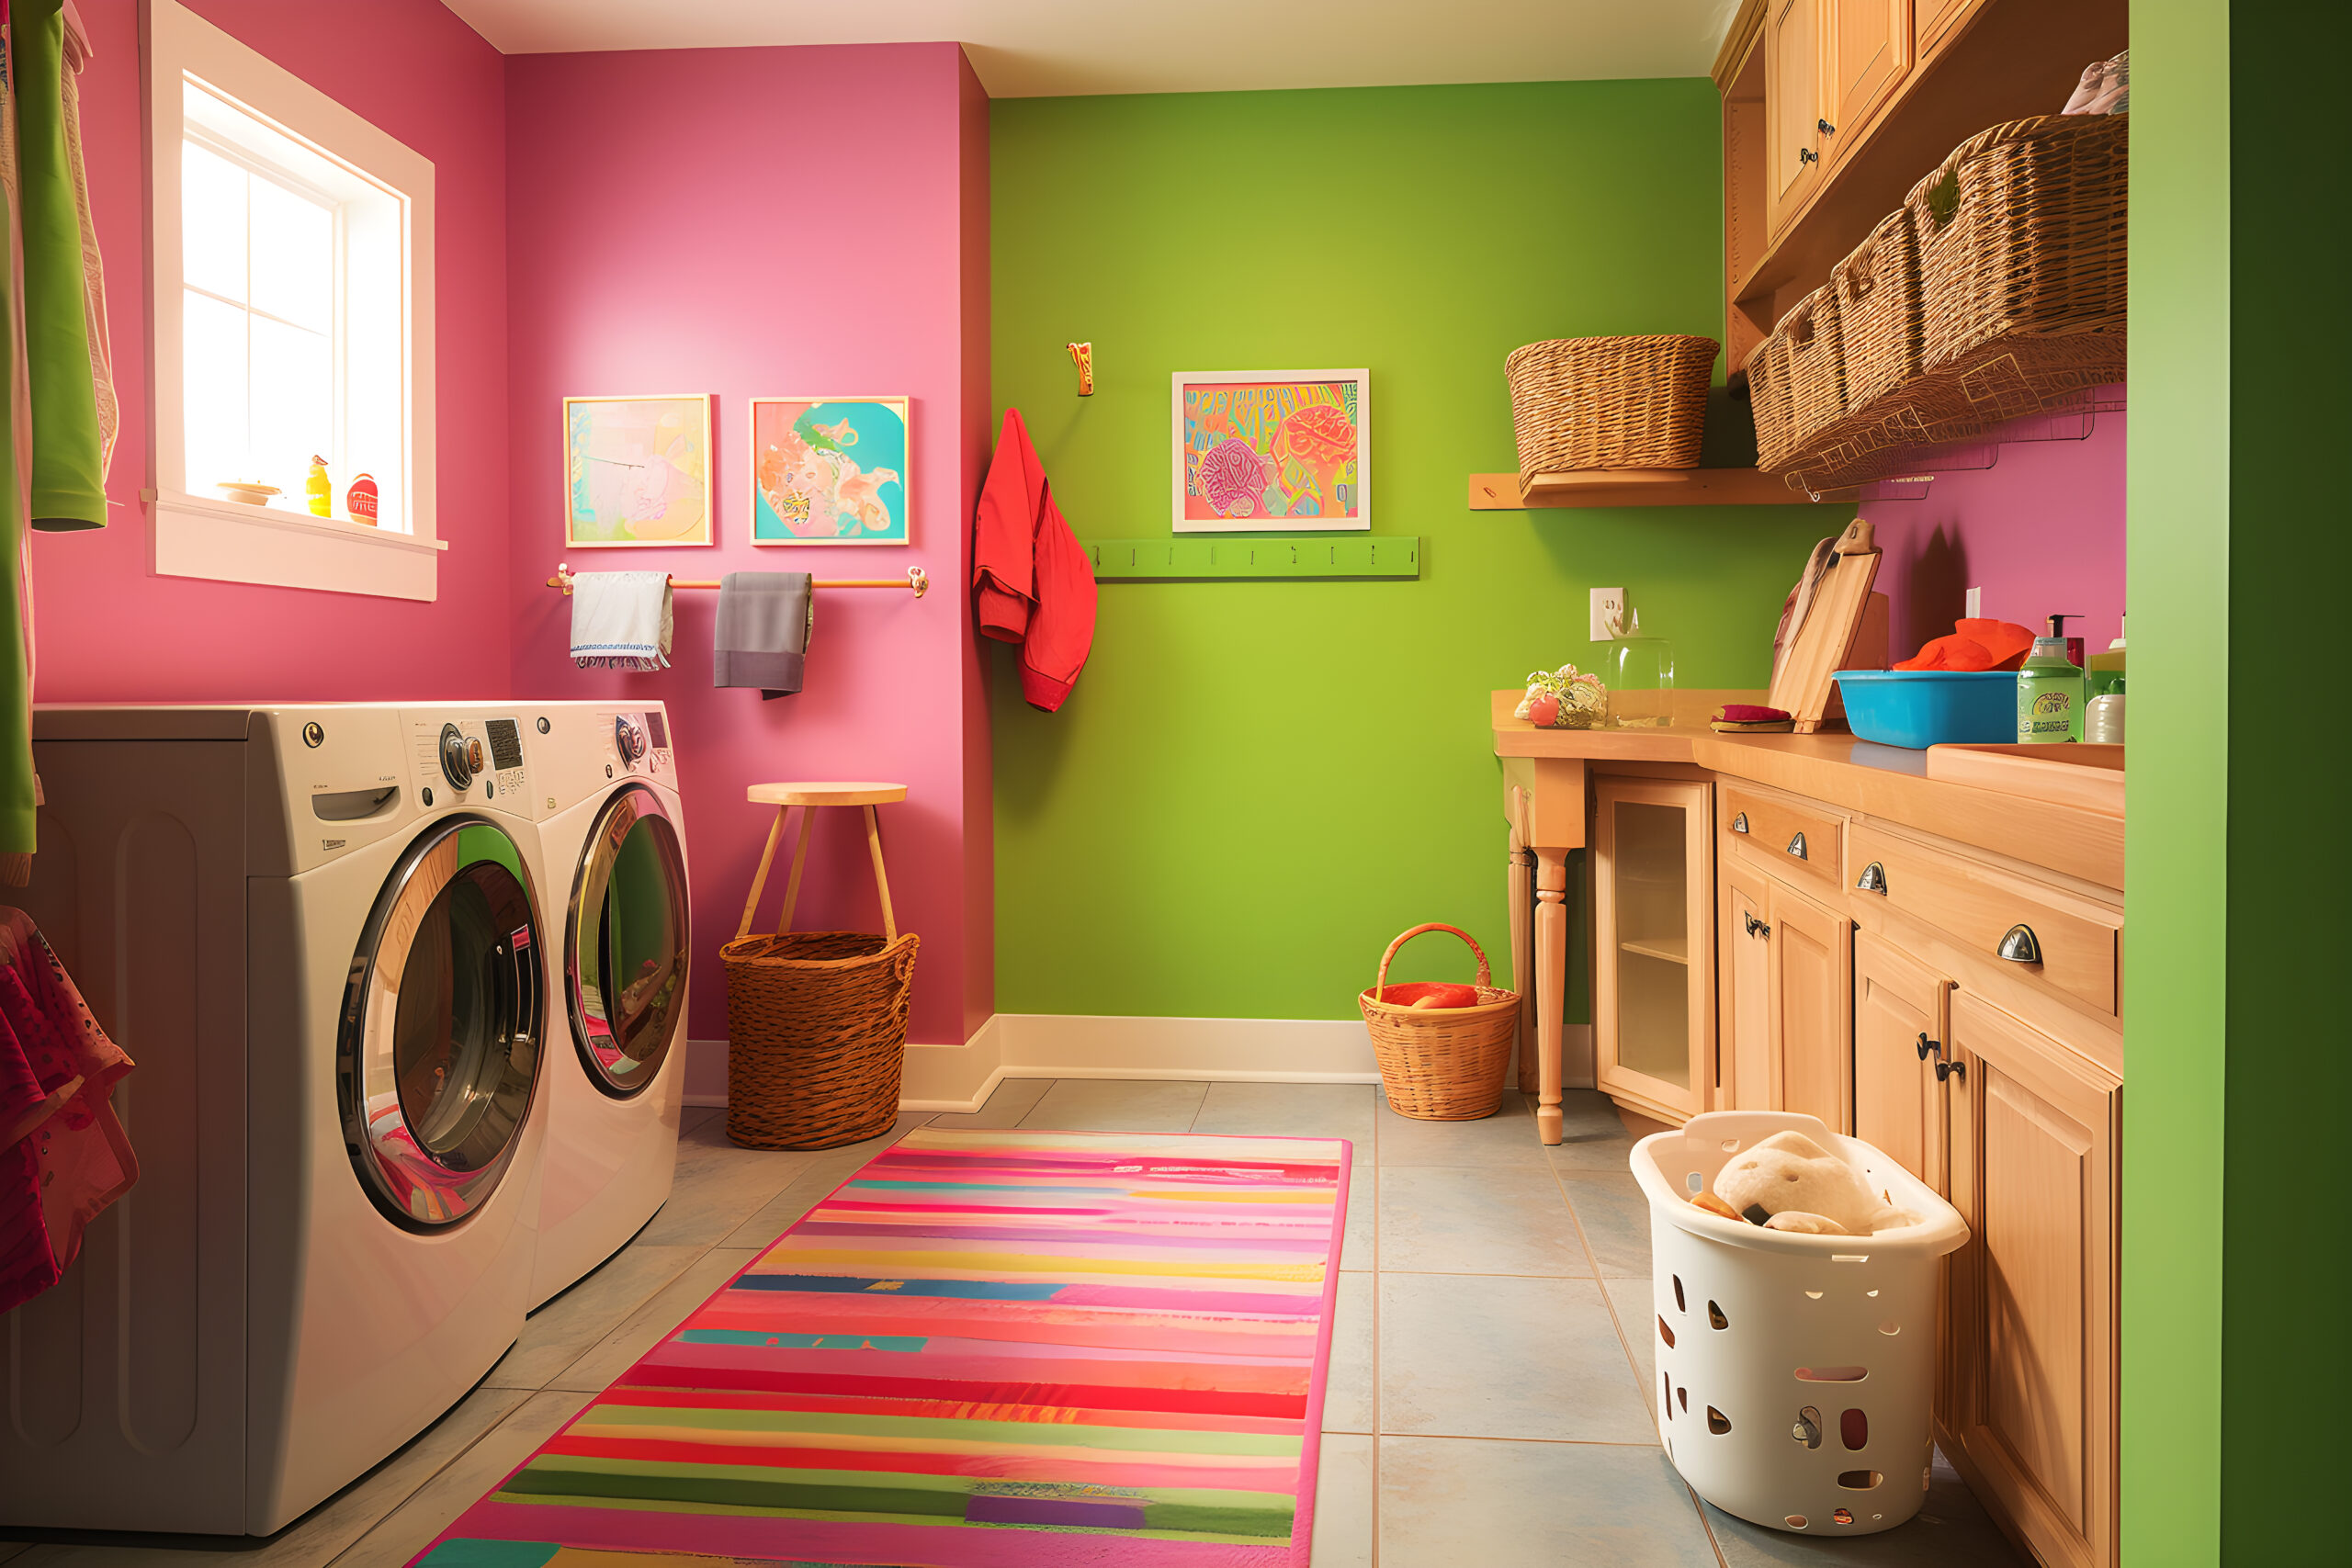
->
[[1590, 587, 1625, 641], [1964, 586, 1983, 619]]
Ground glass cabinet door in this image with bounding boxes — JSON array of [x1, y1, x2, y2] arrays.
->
[[1593, 775, 1715, 1120]]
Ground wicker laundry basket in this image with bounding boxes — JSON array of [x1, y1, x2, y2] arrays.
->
[[1505, 334, 1719, 478], [723, 930, 919, 1149], [1912, 112, 2128, 388], [1358, 923, 1520, 1121]]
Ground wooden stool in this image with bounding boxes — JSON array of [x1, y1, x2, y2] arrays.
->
[[736, 783, 906, 944]]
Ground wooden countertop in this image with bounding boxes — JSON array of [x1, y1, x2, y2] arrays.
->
[[1492, 690, 2122, 892]]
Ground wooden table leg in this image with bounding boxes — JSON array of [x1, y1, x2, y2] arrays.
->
[[863, 804, 898, 944], [737, 805, 791, 939], [1534, 847, 1568, 1145], [775, 807, 818, 934], [1507, 787, 1535, 1094]]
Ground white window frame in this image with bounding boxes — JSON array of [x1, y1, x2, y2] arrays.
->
[[144, 0, 441, 601]]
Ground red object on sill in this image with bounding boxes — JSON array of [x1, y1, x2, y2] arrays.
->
[[346, 473, 379, 525]]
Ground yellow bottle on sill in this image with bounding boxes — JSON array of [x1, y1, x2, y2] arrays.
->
[[305, 455, 332, 517]]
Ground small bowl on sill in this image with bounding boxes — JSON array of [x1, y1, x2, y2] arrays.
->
[[216, 480, 282, 506]]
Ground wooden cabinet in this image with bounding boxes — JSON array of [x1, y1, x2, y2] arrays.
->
[[1716, 856, 1850, 1131], [1764, 0, 1826, 235], [1826, 0, 1911, 156], [1851, 930, 1950, 1190], [1593, 774, 1714, 1122], [1942, 992, 2119, 1568], [1914, 0, 1976, 57]]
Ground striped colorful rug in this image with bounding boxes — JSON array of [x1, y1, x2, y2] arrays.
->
[[410, 1126, 1351, 1568]]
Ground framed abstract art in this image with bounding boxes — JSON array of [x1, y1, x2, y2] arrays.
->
[[748, 395, 910, 546], [1171, 369, 1368, 533], [561, 394, 713, 547]]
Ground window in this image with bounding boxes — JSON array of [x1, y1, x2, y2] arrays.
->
[[146, 0, 439, 600]]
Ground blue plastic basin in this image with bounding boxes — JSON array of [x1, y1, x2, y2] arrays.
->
[[1834, 670, 2018, 750]]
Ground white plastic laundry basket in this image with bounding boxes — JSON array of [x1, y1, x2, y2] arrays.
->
[[1630, 1111, 1968, 1538]]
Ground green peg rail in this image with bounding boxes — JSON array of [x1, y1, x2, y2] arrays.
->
[[1084, 536, 1420, 582]]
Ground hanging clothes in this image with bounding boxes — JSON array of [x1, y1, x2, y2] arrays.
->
[[972, 408, 1097, 713], [0, 0, 114, 887], [0, 907, 134, 1314]]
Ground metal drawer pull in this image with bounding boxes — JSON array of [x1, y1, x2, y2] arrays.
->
[[1786, 831, 1808, 860], [1818, 117, 1838, 135], [1996, 924, 2043, 964], [1732, 812, 1750, 834], [1799, 147, 1819, 164], [1855, 862, 1887, 894], [1744, 913, 1772, 939], [1935, 1058, 1966, 1085], [1915, 1032, 1939, 1062]]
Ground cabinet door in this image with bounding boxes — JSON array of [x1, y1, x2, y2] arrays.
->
[[1914, 0, 1976, 60], [1719, 858, 1774, 1111], [1852, 930, 1950, 1190], [1945, 993, 2119, 1568], [1764, 0, 1826, 234], [1826, 0, 1912, 157], [1766, 878, 1850, 1133], [1593, 776, 1714, 1121]]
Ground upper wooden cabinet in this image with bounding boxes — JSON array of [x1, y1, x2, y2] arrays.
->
[[1914, 0, 1976, 56], [1827, 0, 1913, 152], [1763, 0, 1826, 236]]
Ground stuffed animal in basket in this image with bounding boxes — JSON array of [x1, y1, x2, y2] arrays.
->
[[1712, 1130, 1915, 1236]]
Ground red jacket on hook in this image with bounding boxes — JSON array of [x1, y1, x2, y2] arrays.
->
[[972, 408, 1097, 712]]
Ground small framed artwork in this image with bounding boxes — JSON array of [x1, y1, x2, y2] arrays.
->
[[748, 395, 910, 546], [1172, 369, 1368, 533], [562, 394, 714, 547]]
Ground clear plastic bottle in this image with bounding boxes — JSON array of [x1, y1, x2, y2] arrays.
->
[[2016, 615, 2086, 744]]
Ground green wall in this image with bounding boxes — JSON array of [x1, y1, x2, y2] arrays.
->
[[989, 81, 1831, 1019]]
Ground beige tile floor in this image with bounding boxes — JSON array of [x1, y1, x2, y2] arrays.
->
[[1, 1081, 2028, 1568]]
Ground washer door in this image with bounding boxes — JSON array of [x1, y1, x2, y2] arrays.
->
[[567, 783, 689, 1098], [338, 816, 545, 1229]]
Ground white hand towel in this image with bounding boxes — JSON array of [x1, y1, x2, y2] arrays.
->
[[569, 571, 673, 671]]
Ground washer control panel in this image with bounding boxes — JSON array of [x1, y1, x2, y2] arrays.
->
[[602, 708, 673, 779], [413, 716, 529, 806]]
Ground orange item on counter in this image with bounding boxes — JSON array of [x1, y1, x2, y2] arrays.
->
[[1894, 618, 2036, 672]]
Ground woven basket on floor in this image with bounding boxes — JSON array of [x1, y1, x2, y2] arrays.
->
[[1358, 923, 1519, 1122], [1912, 112, 2128, 386], [722, 930, 919, 1150], [1504, 334, 1718, 478]]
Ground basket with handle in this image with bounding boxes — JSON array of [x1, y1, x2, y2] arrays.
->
[[1357, 923, 1521, 1121], [720, 814, 919, 1151]]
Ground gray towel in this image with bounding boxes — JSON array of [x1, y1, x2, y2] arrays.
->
[[714, 572, 814, 699]]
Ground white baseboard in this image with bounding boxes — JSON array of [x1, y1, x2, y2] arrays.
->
[[679, 1011, 1396, 1111]]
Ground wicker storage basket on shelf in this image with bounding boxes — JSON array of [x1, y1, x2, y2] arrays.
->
[[1504, 334, 1718, 479], [1833, 205, 1926, 417], [1912, 112, 2129, 387], [1775, 285, 1848, 457], [723, 930, 920, 1150], [1745, 332, 1797, 472], [1357, 923, 1520, 1121]]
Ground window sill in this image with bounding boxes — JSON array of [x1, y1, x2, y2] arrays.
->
[[146, 490, 444, 600]]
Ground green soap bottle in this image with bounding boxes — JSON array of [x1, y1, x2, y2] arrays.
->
[[2017, 614, 2086, 743]]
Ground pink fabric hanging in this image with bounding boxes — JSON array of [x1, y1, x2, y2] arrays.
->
[[0, 907, 134, 1312]]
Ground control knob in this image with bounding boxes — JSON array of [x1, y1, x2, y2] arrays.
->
[[439, 723, 484, 790], [615, 715, 647, 767]]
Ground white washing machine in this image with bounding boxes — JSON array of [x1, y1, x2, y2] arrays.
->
[[2, 704, 553, 1535], [520, 702, 691, 1308]]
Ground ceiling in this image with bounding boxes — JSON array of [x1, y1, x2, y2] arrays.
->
[[441, 0, 1743, 97]]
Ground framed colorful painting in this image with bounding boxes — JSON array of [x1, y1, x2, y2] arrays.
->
[[1172, 369, 1368, 533], [562, 394, 713, 547], [748, 396, 910, 546]]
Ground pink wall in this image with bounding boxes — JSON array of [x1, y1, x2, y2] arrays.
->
[[1860, 396, 2127, 661], [503, 44, 993, 1089], [28, 0, 513, 701]]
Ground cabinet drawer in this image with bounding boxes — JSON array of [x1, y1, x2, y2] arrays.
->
[[1849, 824, 2119, 1017], [1723, 784, 1844, 891]]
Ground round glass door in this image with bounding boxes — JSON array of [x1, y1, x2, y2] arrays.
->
[[568, 783, 689, 1097], [337, 817, 545, 1230]]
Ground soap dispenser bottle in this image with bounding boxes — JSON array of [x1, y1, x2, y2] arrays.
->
[[2017, 614, 2086, 743]]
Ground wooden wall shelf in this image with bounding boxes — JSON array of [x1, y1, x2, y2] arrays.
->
[[1468, 468, 1826, 511]]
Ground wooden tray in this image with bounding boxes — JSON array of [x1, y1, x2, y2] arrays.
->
[[1926, 743, 2124, 816], [1766, 516, 1881, 733]]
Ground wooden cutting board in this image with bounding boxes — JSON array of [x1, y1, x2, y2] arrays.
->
[[1766, 515, 1881, 733]]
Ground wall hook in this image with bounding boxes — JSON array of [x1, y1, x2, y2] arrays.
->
[[1067, 341, 1093, 396]]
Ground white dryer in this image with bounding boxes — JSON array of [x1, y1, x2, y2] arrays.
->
[[2, 704, 552, 1535], [520, 702, 691, 1308]]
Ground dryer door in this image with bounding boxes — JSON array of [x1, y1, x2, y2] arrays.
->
[[337, 816, 545, 1229], [567, 783, 689, 1098]]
